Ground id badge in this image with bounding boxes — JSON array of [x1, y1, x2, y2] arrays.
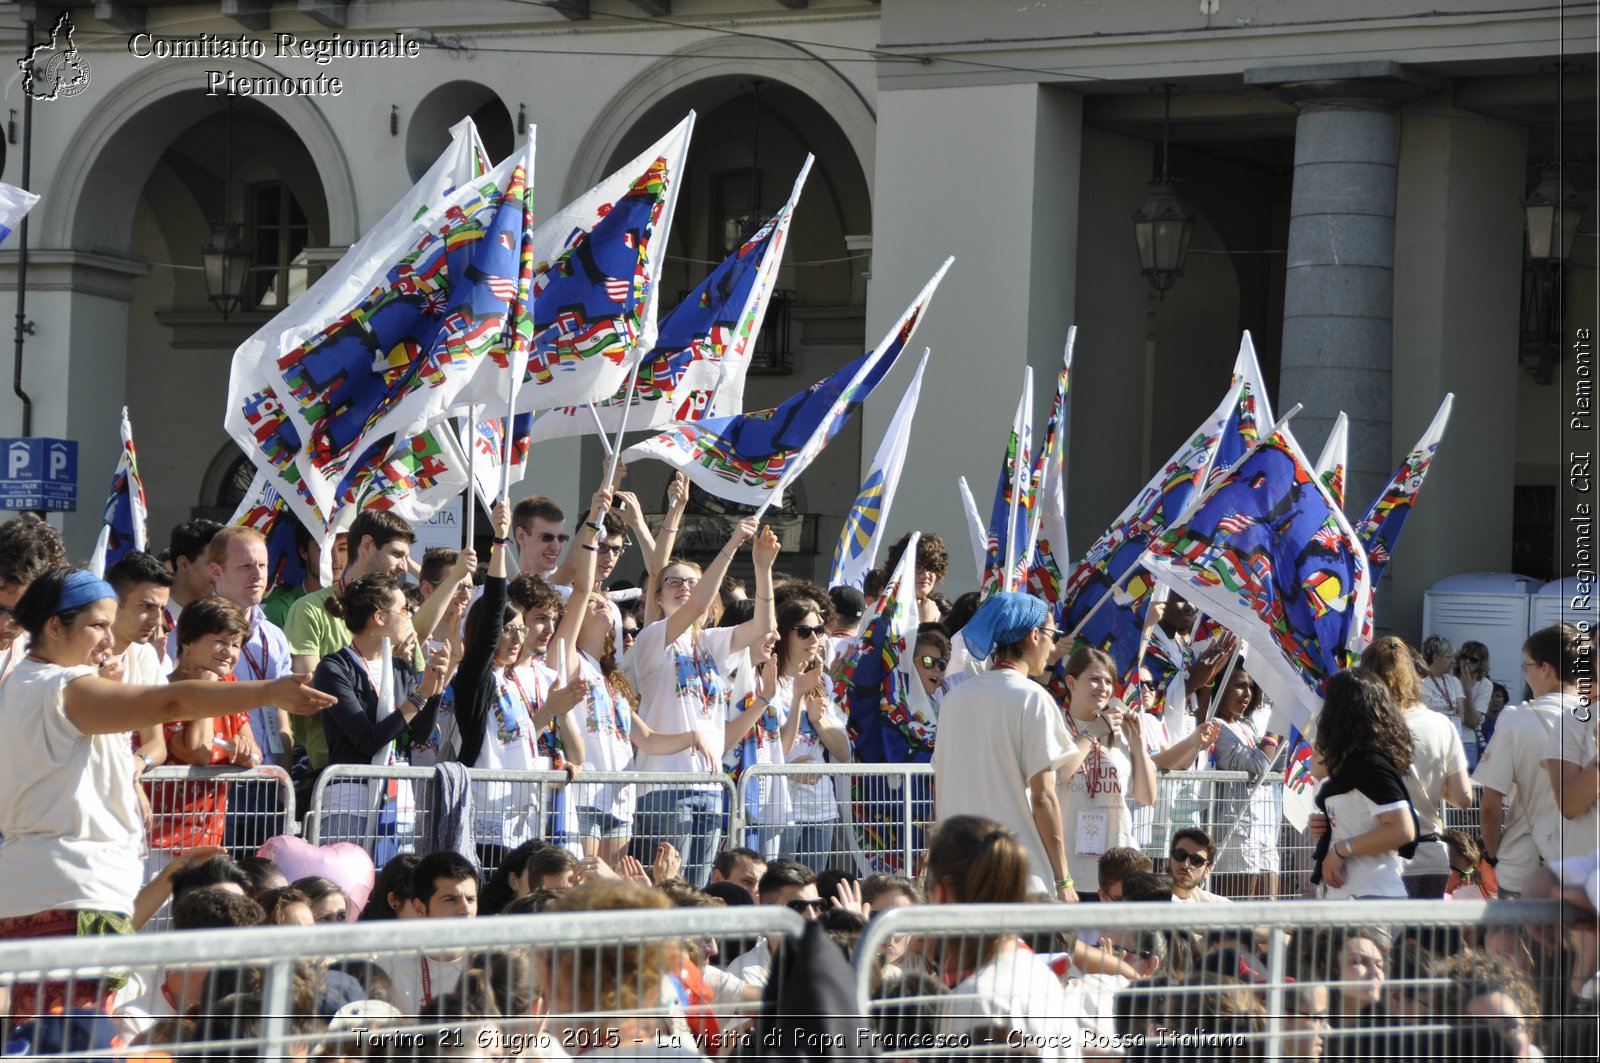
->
[[1075, 810, 1109, 857]]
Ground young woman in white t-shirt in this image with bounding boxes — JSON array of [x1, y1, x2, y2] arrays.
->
[[1056, 648, 1156, 896], [1311, 668, 1419, 900], [0, 567, 334, 1012], [629, 488, 778, 887], [552, 486, 719, 867], [772, 599, 851, 872]]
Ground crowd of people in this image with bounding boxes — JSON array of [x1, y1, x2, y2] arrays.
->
[[0, 467, 1595, 1058]]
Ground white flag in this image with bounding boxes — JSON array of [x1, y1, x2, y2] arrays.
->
[[829, 349, 929, 589]]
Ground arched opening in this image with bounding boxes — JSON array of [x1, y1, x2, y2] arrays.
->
[[406, 81, 515, 179], [94, 96, 337, 538]]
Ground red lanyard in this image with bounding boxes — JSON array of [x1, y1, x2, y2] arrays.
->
[[240, 625, 268, 681], [1064, 711, 1107, 781], [419, 956, 432, 1005], [507, 668, 545, 759]]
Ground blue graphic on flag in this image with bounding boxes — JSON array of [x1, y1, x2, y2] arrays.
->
[[1142, 429, 1370, 709]]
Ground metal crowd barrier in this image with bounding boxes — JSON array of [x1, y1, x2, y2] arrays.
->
[[854, 898, 1581, 1060], [739, 762, 935, 877], [307, 765, 741, 881], [140, 765, 296, 930], [0, 906, 803, 1058], [1136, 773, 1492, 900]]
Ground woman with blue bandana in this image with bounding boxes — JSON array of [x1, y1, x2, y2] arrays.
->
[[931, 591, 1091, 901], [0, 566, 335, 1018]]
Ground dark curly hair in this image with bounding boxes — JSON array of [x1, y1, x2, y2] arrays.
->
[[0, 514, 66, 588], [1315, 667, 1414, 778], [884, 531, 948, 582]]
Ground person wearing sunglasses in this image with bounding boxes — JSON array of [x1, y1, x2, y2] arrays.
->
[[771, 600, 851, 872], [550, 487, 718, 868], [911, 628, 950, 702], [1451, 639, 1494, 771], [1166, 828, 1230, 903], [932, 591, 1091, 902], [511, 495, 569, 578], [631, 506, 779, 889], [725, 859, 822, 989]]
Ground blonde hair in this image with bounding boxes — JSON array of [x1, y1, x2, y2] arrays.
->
[[550, 881, 671, 1018], [650, 557, 719, 627], [1358, 635, 1425, 709], [205, 525, 266, 567]]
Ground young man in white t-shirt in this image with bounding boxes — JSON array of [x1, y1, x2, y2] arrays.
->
[[1532, 624, 1600, 859], [932, 592, 1090, 900], [388, 850, 479, 1014], [1473, 686, 1569, 897]]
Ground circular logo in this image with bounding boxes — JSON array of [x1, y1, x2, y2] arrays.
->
[[41, 50, 91, 98]]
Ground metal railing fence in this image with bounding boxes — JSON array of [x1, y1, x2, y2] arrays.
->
[[0, 906, 803, 1059], [854, 898, 1580, 1060]]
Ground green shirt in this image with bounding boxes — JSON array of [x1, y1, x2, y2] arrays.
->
[[283, 585, 348, 770], [261, 582, 310, 631]]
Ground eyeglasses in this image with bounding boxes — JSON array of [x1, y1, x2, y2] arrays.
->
[[786, 898, 826, 913], [793, 624, 824, 640], [917, 655, 949, 671], [503, 626, 527, 638], [1521, 659, 1538, 672], [1117, 946, 1156, 961], [596, 541, 631, 557], [663, 576, 700, 590], [1169, 848, 1209, 867], [538, 532, 571, 545], [1039, 627, 1069, 644]]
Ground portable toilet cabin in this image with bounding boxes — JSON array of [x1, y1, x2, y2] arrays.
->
[[1421, 573, 1541, 694], [1531, 576, 1597, 633]]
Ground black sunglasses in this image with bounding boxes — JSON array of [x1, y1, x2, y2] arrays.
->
[[1039, 627, 1069, 644], [1169, 849, 1209, 867], [786, 898, 826, 913], [917, 654, 949, 671], [793, 624, 825, 640]]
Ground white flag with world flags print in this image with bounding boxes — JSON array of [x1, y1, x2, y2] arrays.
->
[[623, 258, 951, 509], [525, 155, 809, 444], [223, 119, 493, 538], [829, 348, 929, 589]]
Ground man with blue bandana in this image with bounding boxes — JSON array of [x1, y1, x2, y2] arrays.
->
[[932, 592, 1091, 901]]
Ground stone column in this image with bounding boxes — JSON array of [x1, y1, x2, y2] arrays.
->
[[1245, 62, 1436, 517]]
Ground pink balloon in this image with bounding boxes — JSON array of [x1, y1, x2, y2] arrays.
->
[[257, 835, 375, 921]]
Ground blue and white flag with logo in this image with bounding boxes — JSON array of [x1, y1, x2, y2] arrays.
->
[[830, 348, 928, 589]]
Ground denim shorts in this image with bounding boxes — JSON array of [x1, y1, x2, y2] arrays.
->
[[576, 807, 632, 840]]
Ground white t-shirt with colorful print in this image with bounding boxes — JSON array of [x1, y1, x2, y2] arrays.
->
[[632, 621, 735, 781]]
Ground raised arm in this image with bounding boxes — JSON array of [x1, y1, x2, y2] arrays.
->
[[729, 525, 779, 655], [62, 674, 333, 737], [614, 490, 657, 567], [553, 488, 612, 680], [661, 516, 756, 646], [646, 473, 690, 621], [412, 547, 478, 648]]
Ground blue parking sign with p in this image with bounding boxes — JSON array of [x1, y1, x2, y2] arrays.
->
[[1, 437, 78, 511]]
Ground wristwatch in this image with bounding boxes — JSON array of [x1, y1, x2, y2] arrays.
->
[[135, 751, 153, 773]]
